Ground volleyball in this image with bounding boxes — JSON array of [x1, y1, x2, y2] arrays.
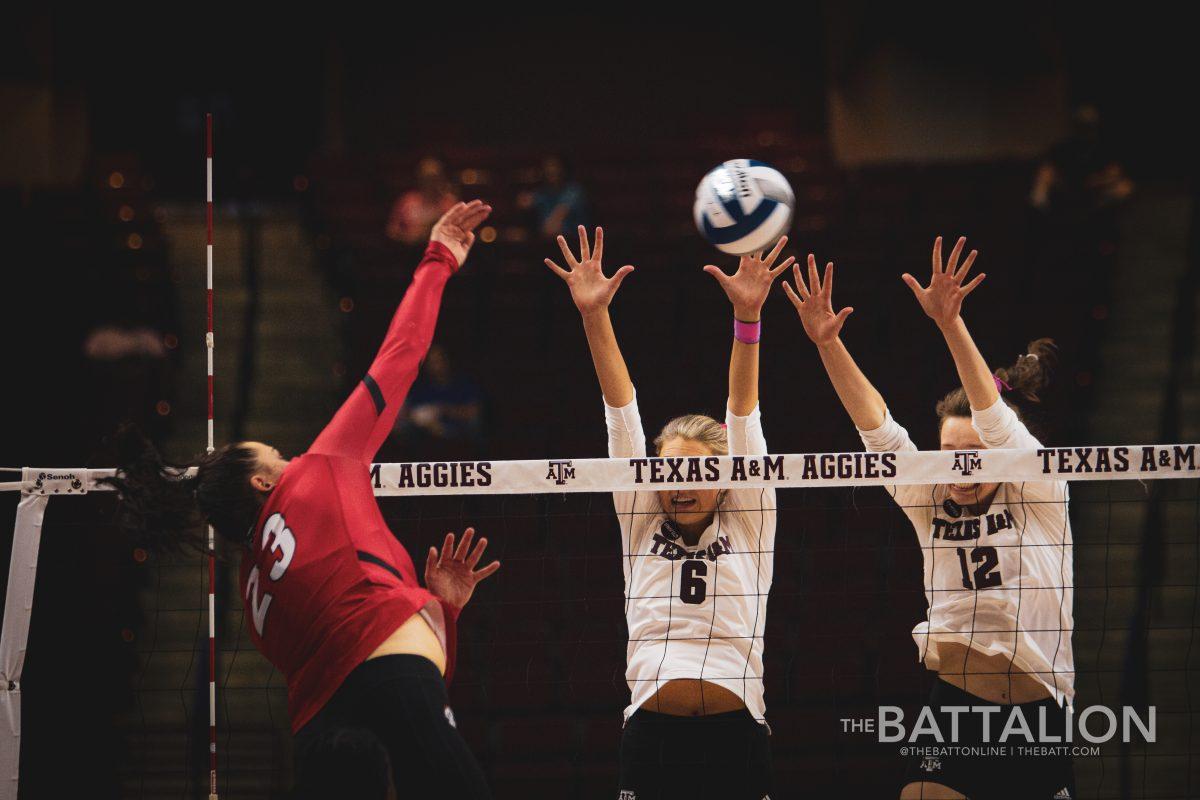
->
[[693, 159, 795, 255]]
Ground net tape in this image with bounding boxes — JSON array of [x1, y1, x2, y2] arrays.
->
[[5, 442, 1199, 496]]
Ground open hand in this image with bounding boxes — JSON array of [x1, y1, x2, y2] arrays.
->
[[902, 236, 985, 329], [424, 528, 500, 610], [430, 200, 493, 267], [544, 226, 635, 315], [782, 254, 853, 346], [704, 236, 794, 320]]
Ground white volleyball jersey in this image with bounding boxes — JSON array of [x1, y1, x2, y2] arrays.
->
[[605, 394, 776, 724], [858, 399, 1075, 705]]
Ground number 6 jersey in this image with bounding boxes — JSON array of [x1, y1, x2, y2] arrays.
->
[[858, 398, 1075, 706], [605, 394, 777, 724]]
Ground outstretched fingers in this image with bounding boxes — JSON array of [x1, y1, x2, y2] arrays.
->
[[953, 249, 979, 282], [611, 264, 635, 289], [945, 236, 966, 275], [593, 226, 604, 263], [453, 528, 475, 561], [901, 273, 925, 299], [807, 254, 822, 299], [961, 272, 986, 295], [424, 546, 438, 584], [457, 201, 492, 232], [781, 280, 805, 311], [792, 262, 811, 299], [702, 264, 731, 287], [544, 258, 570, 279], [556, 234, 579, 268], [465, 535, 489, 568], [474, 559, 502, 580], [440, 201, 468, 226], [577, 225, 591, 262], [442, 199, 483, 227], [768, 255, 796, 278], [781, 261, 810, 310], [763, 235, 789, 267]]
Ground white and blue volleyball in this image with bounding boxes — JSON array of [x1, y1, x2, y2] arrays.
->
[[693, 159, 795, 255]]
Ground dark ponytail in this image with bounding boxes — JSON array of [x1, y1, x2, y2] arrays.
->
[[103, 425, 264, 554], [936, 338, 1058, 429], [993, 337, 1057, 403]]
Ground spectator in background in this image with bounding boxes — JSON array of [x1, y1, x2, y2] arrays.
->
[[84, 325, 168, 361], [398, 345, 483, 442], [1030, 104, 1133, 217], [520, 154, 590, 238], [386, 157, 458, 244]]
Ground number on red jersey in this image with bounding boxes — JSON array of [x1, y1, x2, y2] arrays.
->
[[246, 512, 296, 636]]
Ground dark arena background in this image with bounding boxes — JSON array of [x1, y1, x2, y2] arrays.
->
[[2, 8, 1199, 799]]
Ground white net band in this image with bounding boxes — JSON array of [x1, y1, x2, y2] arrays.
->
[[4, 442, 1198, 496]]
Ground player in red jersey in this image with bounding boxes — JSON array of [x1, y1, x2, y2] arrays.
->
[[108, 201, 498, 799]]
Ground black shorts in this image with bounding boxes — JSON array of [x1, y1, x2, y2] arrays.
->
[[903, 679, 1075, 800], [294, 654, 490, 800], [618, 708, 772, 800]]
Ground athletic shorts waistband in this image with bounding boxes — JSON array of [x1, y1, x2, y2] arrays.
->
[[349, 653, 445, 688], [630, 707, 757, 726]]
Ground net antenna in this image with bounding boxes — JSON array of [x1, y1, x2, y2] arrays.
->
[[205, 112, 219, 800]]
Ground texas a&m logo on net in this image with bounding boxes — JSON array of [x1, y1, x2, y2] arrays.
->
[[952, 450, 982, 477], [545, 459, 576, 486]]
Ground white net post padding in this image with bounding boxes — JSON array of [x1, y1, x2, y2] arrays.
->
[[0, 493, 45, 800], [0, 468, 110, 800]]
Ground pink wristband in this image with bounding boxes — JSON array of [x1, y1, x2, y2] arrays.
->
[[734, 318, 761, 344]]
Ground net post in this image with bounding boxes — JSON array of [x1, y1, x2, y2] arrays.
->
[[205, 112, 219, 800]]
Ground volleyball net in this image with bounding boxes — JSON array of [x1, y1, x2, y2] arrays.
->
[[2, 444, 1199, 798]]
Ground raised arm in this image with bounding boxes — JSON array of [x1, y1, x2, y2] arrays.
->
[[309, 201, 492, 462], [901, 236, 995, 411], [544, 226, 636, 408], [782, 254, 886, 431], [703, 237, 793, 416]]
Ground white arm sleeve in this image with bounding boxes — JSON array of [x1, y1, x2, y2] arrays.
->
[[605, 393, 647, 458], [857, 409, 917, 454], [972, 398, 1067, 505], [971, 397, 1040, 450], [723, 402, 777, 536], [725, 402, 767, 456], [857, 410, 936, 527], [605, 394, 648, 521]]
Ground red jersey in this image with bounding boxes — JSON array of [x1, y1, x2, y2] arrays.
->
[[238, 241, 461, 733]]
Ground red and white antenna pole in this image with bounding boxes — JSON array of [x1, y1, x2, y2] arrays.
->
[[205, 113, 219, 800]]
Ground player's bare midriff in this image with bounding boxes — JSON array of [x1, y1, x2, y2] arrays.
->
[[367, 612, 447, 674], [643, 679, 747, 716], [935, 641, 1052, 705]]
